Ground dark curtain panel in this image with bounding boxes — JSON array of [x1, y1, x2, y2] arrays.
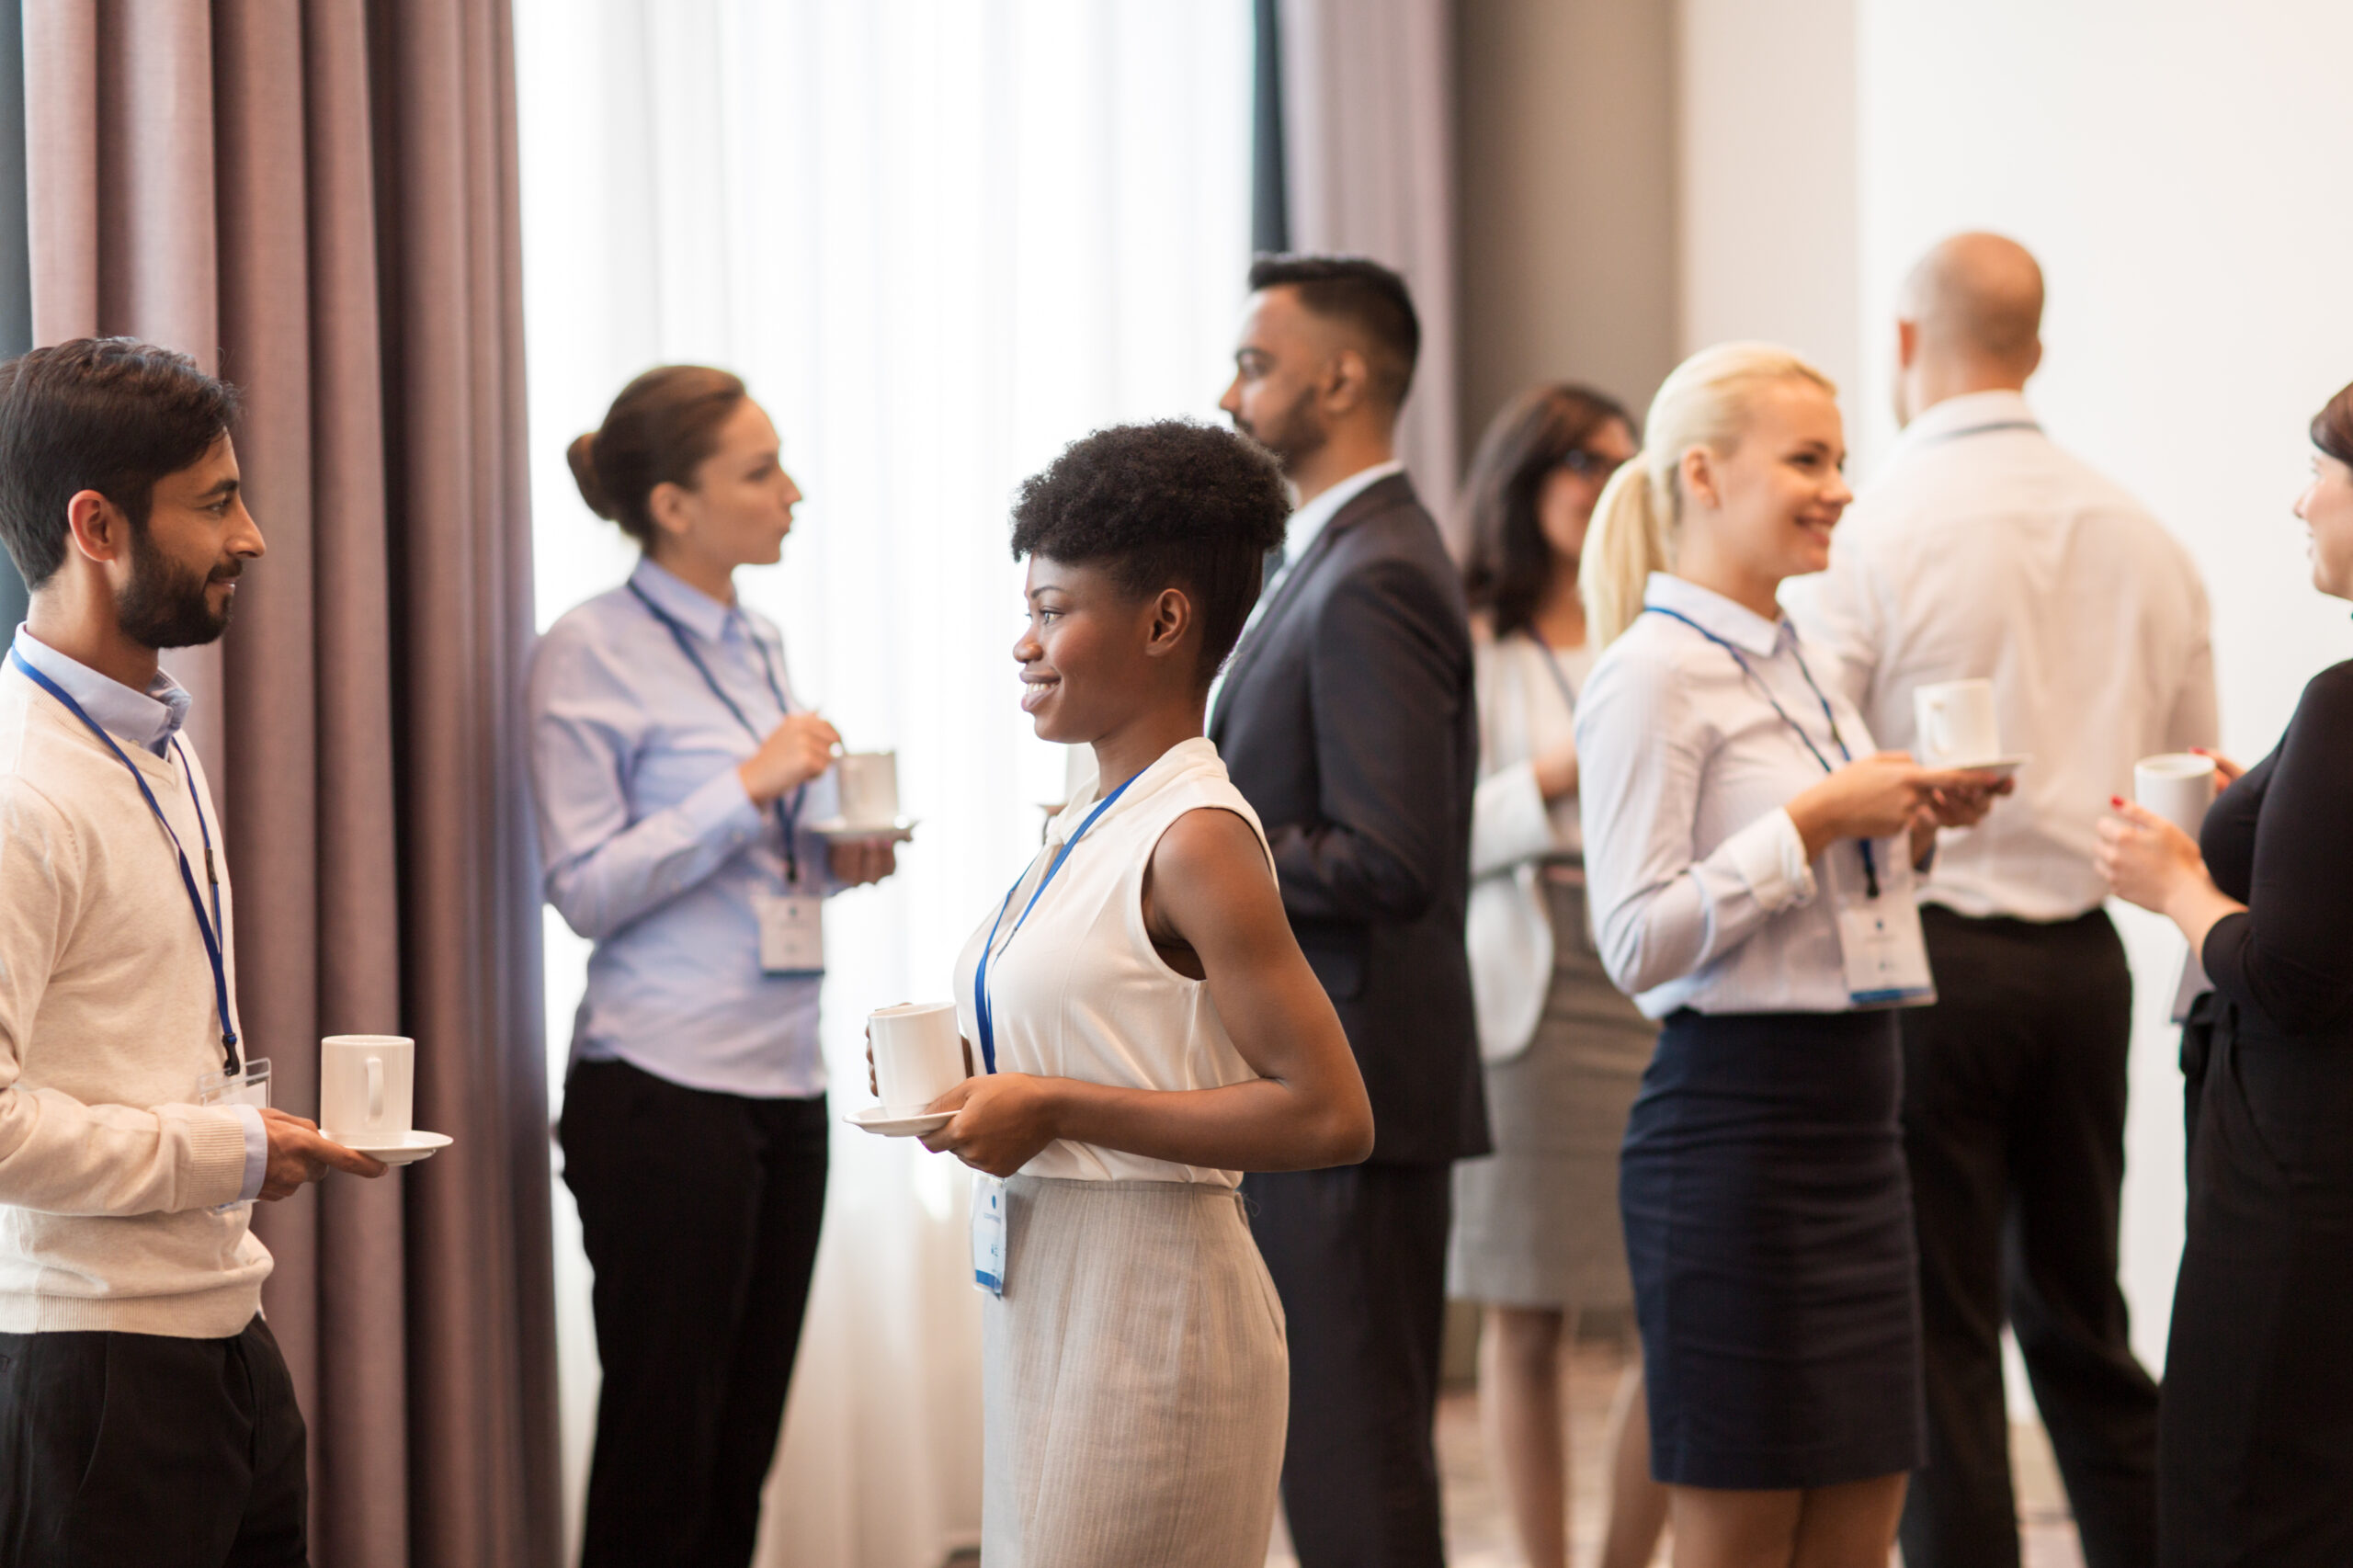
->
[[0, 0, 29, 633], [1252, 0, 1289, 255], [19, 3, 558, 1563]]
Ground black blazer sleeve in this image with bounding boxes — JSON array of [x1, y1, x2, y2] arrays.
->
[[1272, 553, 1465, 924], [2202, 661, 2353, 1033]]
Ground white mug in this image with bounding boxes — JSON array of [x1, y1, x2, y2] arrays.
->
[[2134, 753, 2218, 841], [320, 1035, 415, 1143], [835, 750, 901, 828], [869, 1002, 966, 1115], [1914, 678, 2002, 767]]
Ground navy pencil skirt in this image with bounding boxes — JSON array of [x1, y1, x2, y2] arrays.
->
[[1621, 1006, 1926, 1490]]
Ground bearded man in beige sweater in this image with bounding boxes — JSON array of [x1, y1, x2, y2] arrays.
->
[[0, 338, 383, 1567]]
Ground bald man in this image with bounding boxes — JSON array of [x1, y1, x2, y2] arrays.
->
[[1799, 233, 2213, 1568]]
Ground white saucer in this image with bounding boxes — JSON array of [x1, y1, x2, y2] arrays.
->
[[845, 1105, 953, 1138], [335, 1130, 452, 1166], [808, 817, 918, 843], [1938, 754, 2029, 778]]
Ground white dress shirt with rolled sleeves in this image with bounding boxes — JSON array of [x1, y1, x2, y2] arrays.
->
[[1576, 574, 1919, 1019], [1791, 390, 2217, 920]]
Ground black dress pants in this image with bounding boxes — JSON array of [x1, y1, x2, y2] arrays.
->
[[561, 1058, 830, 1568], [1897, 907, 2159, 1568], [1242, 1162, 1450, 1568], [0, 1314, 307, 1567]]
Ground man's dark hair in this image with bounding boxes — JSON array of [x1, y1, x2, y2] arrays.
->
[[1248, 253, 1421, 411], [0, 338, 240, 589], [2313, 378, 2353, 472], [1010, 420, 1289, 684]]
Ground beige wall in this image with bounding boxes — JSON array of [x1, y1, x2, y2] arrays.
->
[[1452, 0, 1679, 464]]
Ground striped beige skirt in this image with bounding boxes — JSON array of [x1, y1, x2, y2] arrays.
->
[[983, 1175, 1288, 1568]]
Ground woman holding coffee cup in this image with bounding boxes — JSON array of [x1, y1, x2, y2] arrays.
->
[[526, 365, 894, 1568], [1450, 382, 1667, 1568], [2097, 379, 2353, 1567], [1574, 344, 2004, 1567], [921, 421, 1372, 1566]]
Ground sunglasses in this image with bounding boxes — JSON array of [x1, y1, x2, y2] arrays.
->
[[1556, 449, 1626, 482]]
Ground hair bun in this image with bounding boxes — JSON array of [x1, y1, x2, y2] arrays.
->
[[566, 431, 616, 519]]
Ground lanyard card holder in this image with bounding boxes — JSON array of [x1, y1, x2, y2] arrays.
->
[[756, 881, 825, 974], [972, 1173, 1006, 1296], [197, 1058, 270, 1212], [1833, 862, 1935, 1008]]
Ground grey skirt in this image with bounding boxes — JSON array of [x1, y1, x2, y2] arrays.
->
[[983, 1175, 1288, 1568], [1450, 875, 1659, 1313]]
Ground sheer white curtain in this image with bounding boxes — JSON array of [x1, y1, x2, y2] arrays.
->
[[511, 5, 1254, 1563]]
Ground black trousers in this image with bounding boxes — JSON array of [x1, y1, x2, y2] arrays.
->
[[0, 1314, 307, 1567], [1897, 907, 2159, 1568], [561, 1058, 830, 1568], [1242, 1162, 1450, 1568]]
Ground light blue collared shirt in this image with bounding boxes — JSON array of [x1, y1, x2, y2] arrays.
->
[[10, 629, 268, 1200], [525, 559, 840, 1099]]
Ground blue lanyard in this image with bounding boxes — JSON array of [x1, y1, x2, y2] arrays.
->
[[972, 771, 1140, 1074], [8, 650, 241, 1074], [1643, 604, 1882, 898], [628, 580, 810, 882]]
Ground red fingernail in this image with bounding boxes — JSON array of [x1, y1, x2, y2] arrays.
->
[[2109, 796, 2124, 808]]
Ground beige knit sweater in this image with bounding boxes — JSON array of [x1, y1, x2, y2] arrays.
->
[[0, 671, 267, 1335]]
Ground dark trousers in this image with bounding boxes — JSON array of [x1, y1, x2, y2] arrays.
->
[[0, 1314, 307, 1567], [561, 1058, 830, 1568], [1897, 907, 2159, 1568], [1242, 1162, 1450, 1568]]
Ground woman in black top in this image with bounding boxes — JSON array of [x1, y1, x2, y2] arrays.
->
[[2097, 378, 2353, 1568]]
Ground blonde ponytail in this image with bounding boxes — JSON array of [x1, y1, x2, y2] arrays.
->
[[1581, 341, 1839, 646]]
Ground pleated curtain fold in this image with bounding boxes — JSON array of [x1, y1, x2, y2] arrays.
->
[[19, 3, 558, 1564]]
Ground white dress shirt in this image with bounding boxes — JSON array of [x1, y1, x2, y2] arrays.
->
[[1792, 390, 2216, 920], [1577, 574, 1920, 1019]]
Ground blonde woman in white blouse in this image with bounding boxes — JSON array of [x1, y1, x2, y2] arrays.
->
[[1452, 383, 1667, 1568], [915, 422, 1373, 1568], [1574, 345, 2006, 1568]]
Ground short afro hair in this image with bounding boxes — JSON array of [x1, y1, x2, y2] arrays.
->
[[1248, 253, 1421, 412], [0, 338, 240, 589], [1009, 420, 1289, 685]]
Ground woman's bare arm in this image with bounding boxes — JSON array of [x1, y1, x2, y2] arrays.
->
[[921, 807, 1374, 1177]]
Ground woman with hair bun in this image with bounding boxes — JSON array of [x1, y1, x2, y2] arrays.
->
[[1574, 344, 2004, 1566], [1451, 382, 1667, 1568], [526, 366, 894, 1568], [2098, 379, 2353, 1566]]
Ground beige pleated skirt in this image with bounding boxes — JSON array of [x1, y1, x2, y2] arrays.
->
[[983, 1175, 1288, 1568]]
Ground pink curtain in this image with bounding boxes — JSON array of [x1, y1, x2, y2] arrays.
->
[[21, 3, 559, 1564]]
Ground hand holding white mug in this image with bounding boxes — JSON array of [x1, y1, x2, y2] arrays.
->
[[257, 1108, 387, 1200], [2096, 796, 2212, 914], [738, 713, 841, 804]]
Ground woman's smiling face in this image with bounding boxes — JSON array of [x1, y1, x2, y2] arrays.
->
[[2295, 444, 2353, 602], [1012, 555, 1167, 745]]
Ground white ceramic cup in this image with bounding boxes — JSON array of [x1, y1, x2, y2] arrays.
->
[[320, 1034, 415, 1143], [1914, 678, 2003, 767], [835, 750, 901, 827], [869, 1002, 966, 1115], [2135, 752, 2218, 840]]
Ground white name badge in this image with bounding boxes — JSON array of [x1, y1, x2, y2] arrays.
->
[[197, 1057, 270, 1212], [1836, 892, 1936, 1008], [971, 1173, 1006, 1296], [754, 889, 825, 974]]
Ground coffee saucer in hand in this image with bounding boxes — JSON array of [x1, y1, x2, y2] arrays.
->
[[809, 817, 918, 844], [334, 1130, 453, 1166], [846, 1105, 952, 1139], [1939, 755, 2029, 779]]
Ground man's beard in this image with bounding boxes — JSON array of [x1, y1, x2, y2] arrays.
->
[[1233, 383, 1327, 476], [117, 521, 235, 649]]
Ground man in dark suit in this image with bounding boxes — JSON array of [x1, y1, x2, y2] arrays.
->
[[1211, 255, 1487, 1568]]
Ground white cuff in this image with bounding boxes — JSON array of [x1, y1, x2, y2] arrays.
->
[[1722, 808, 1817, 914], [232, 1103, 268, 1203]]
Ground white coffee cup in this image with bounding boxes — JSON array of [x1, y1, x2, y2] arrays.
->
[[869, 1002, 966, 1115], [1914, 678, 2003, 767], [2134, 753, 2218, 840], [321, 1034, 415, 1143], [835, 750, 901, 827]]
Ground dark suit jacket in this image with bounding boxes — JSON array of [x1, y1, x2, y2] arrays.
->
[[1211, 471, 1490, 1165]]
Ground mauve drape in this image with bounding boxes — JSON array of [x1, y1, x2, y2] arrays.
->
[[19, 4, 559, 1564]]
